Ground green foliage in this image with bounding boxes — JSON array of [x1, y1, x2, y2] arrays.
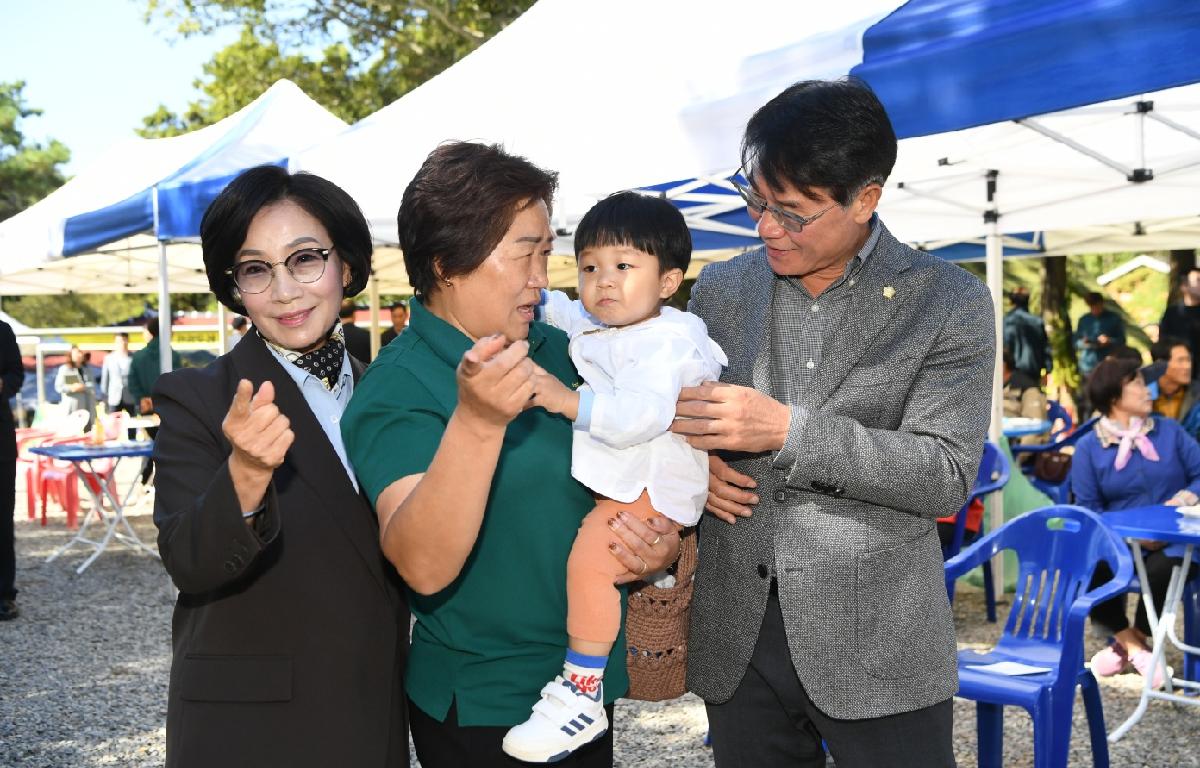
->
[[3, 292, 216, 329], [140, 0, 535, 135], [3, 294, 147, 328], [0, 81, 70, 223], [1000, 252, 1171, 400]]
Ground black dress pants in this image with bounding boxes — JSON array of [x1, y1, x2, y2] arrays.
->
[[1090, 548, 1188, 637], [1, 426, 16, 600], [409, 697, 615, 768], [706, 584, 955, 768]]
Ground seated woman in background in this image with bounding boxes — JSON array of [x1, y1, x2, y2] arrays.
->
[[1069, 357, 1200, 688]]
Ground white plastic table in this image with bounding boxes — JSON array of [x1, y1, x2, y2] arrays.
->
[[1000, 417, 1053, 439], [31, 441, 160, 574], [1102, 504, 1200, 741]]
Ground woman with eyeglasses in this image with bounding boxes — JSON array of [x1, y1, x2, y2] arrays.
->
[[151, 166, 409, 767]]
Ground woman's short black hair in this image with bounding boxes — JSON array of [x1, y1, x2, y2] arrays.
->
[[741, 78, 897, 207], [201, 165, 372, 314], [573, 191, 691, 273], [397, 142, 558, 297], [1086, 358, 1142, 416]]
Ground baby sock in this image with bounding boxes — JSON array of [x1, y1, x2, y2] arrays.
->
[[563, 649, 607, 699]]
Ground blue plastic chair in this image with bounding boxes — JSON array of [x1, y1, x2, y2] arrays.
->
[[1011, 416, 1100, 504], [944, 442, 1009, 622], [944, 505, 1134, 768], [1046, 399, 1073, 441]]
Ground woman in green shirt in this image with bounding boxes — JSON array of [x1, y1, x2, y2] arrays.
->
[[342, 142, 681, 767]]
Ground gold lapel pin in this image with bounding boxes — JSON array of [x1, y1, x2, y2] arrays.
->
[[883, 286, 895, 299]]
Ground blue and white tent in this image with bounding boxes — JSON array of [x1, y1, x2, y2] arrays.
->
[[0, 79, 346, 286], [631, 0, 1200, 258], [0, 79, 346, 369]]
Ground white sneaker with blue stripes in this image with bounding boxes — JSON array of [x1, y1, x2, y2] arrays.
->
[[502, 675, 607, 763]]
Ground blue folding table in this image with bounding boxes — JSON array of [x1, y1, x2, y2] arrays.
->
[[31, 441, 160, 574]]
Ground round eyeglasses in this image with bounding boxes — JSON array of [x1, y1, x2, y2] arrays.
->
[[729, 171, 836, 233], [225, 248, 332, 294]]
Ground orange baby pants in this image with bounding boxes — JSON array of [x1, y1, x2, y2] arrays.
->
[[567, 491, 677, 644]]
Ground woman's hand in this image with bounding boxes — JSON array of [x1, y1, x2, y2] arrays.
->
[[456, 335, 535, 432], [608, 513, 682, 585], [223, 379, 293, 513], [1167, 489, 1199, 507], [705, 454, 759, 524]]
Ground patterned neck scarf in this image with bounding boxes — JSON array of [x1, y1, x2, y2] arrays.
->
[[1096, 415, 1160, 471], [260, 323, 346, 391]]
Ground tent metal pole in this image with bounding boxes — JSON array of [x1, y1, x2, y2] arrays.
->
[[35, 343, 45, 410], [1147, 111, 1200, 143], [216, 302, 228, 355], [985, 219, 1005, 592], [158, 239, 173, 375], [1016, 118, 1134, 177], [152, 186, 174, 375], [1137, 108, 1146, 171]]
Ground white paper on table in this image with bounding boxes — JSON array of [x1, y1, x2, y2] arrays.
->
[[1175, 505, 1200, 518], [1003, 417, 1042, 428], [967, 661, 1051, 676]]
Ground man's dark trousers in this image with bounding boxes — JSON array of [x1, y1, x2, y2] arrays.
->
[[706, 583, 955, 768]]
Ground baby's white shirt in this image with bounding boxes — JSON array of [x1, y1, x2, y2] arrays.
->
[[540, 289, 728, 525]]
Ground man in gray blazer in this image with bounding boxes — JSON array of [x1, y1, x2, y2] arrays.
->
[[673, 80, 994, 766]]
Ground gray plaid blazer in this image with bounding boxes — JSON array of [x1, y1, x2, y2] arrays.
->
[[686, 222, 994, 719]]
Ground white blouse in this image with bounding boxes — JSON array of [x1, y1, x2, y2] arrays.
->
[[540, 289, 728, 525]]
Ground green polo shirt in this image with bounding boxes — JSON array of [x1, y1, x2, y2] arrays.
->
[[342, 298, 628, 726]]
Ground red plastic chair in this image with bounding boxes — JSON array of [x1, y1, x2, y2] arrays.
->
[[33, 435, 117, 529], [19, 410, 93, 520], [16, 428, 56, 521]]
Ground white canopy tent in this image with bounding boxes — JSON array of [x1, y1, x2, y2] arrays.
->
[[0, 236, 209, 295], [883, 84, 1200, 247], [290, 0, 904, 243]]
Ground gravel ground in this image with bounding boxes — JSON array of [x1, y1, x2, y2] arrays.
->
[[3, 469, 1199, 766]]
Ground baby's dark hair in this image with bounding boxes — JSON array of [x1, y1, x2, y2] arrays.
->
[[573, 191, 691, 273]]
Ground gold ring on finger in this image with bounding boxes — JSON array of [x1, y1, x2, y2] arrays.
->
[[651, 535, 662, 547], [636, 555, 648, 576]]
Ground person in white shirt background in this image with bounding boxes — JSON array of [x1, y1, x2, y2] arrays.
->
[[503, 191, 727, 763], [101, 332, 135, 417]]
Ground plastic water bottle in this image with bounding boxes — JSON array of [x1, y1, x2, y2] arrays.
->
[[92, 403, 107, 445]]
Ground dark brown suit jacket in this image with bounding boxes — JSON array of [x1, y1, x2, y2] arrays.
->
[[153, 331, 408, 767]]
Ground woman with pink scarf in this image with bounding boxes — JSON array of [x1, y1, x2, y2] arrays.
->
[[1070, 356, 1200, 688]]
